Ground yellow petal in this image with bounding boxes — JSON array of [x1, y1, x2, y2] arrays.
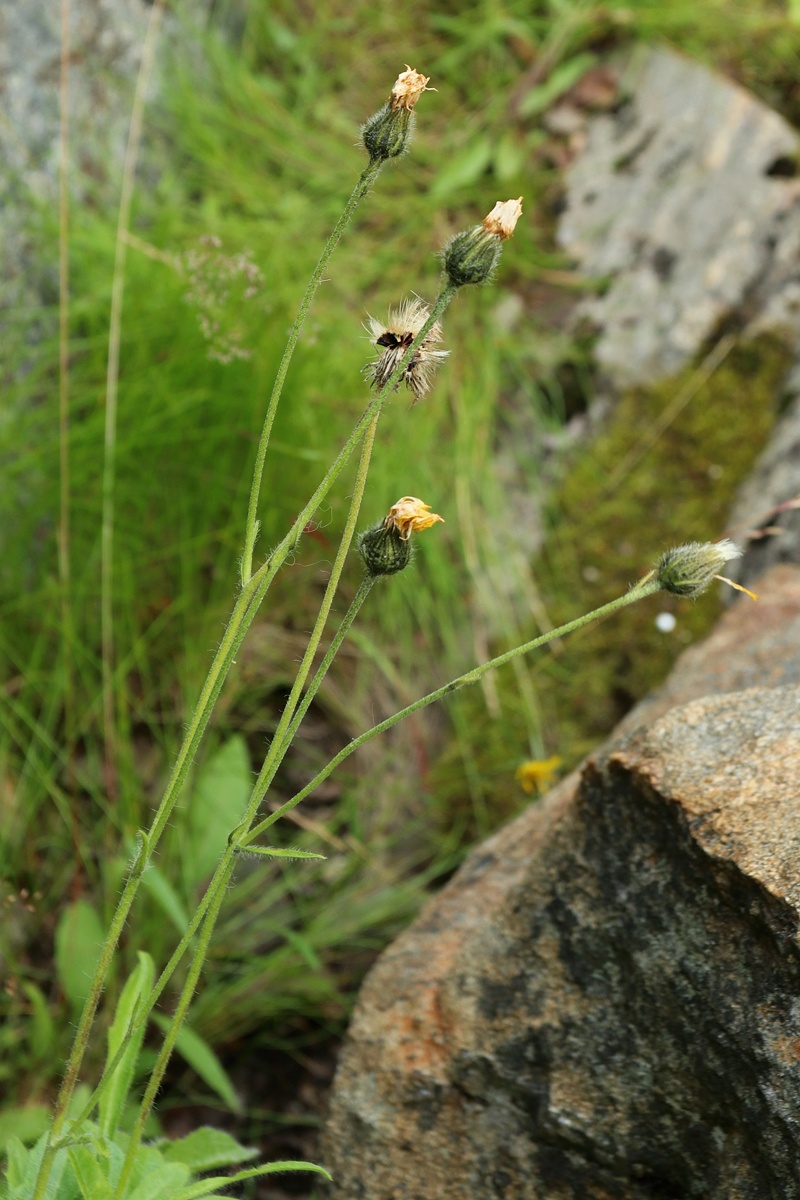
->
[[515, 755, 562, 794], [385, 496, 445, 540]]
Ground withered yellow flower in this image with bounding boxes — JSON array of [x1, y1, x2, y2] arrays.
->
[[515, 755, 562, 795], [385, 496, 444, 540], [482, 197, 524, 240], [390, 66, 434, 112]]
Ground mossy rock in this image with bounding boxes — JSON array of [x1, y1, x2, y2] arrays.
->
[[431, 334, 790, 834]]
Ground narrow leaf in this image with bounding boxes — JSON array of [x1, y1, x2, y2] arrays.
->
[[518, 53, 596, 118], [172, 1161, 332, 1200], [430, 136, 493, 199], [140, 865, 190, 935], [241, 846, 325, 860], [54, 900, 106, 1013], [100, 951, 155, 1138], [183, 737, 251, 896], [126, 1162, 190, 1200], [21, 982, 55, 1061], [0, 1106, 50, 1153], [151, 1015, 241, 1113], [68, 1145, 114, 1200], [161, 1128, 257, 1172]]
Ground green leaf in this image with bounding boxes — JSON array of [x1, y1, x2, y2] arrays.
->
[[140, 865, 190, 935], [161, 1128, 257, 1172], [240, 846, 325, 860], [518, 53, 597, 118], [172, 1161, 332, 1200], [279, 926, 322, 972], [22, 982, 56, 1062], [150, 1016, 241, 1114], [492, 132, 524, 183], [67, 1145, 114, 1200], [430, 136, 493, 200], [100, 951, 155, 1139], [4, 1136, 31, 1189], [0, 1105, 50, 1152], [125, 1162, 190, 1200], [183, 737, 251, 896], [54, 901, 106, 1014]]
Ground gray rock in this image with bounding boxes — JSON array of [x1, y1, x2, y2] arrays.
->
[[727, 389, 800, 590], [324, 564, 800, 1198], [0, 0, 156, 321], [558, 47, 800, 388]]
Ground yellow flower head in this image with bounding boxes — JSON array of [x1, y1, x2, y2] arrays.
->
[[482, 197, 524, 240], [515, 755, 562, 795], [385, 496, 444, 541], [390, 66, 434, 112]]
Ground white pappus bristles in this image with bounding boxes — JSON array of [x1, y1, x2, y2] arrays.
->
[[363, 296, 449, 403]]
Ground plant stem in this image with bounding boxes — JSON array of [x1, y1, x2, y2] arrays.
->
[[244, 578, 664, 844], [116, 419, 381, 1182], [242, 419, 379, 815], [274, 573, 376, 761], [240, 159, 383, 585], [37, 284, 457, 1196], [113, 848, 238, 1199]]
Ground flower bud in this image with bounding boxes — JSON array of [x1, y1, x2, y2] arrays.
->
[[362, 66, 432, 163], [358, 523, 413, 576], [654, 539, 742, 597], [443, 197, 523, 288], [358, 497, 444, 577]]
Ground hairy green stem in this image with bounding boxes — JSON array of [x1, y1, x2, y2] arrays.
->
[[113, 848, 237, 1199], [275, 573, 376, 761], [244, 577, 664, 844], [241, 159, 382, 585]]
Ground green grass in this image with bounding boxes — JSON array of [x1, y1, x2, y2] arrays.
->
[[1, 0, 799, 1141]]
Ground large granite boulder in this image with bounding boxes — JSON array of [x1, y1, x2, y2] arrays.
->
[[323, 565, 800, 1198], [557, 47, 800, 388]]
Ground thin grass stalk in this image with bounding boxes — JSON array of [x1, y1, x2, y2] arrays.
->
[[243, 577, 664, 845], [99, 0, 165, 803], [58, 0, 73, 751], [240, 159, 383, 585]]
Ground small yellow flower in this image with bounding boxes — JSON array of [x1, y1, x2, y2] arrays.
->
[[385, 497, 444, 540], [390, 66, 434, 112], [515, 755, 562, 795], [482, 197, 524, 240]]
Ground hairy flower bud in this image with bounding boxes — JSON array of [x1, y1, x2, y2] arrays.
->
[[358, 497, 444, 577], [443, 197, 523, 288], [358, 523, 413, 576], [655, 539, 743, 597], [362, 66, 433, 163]]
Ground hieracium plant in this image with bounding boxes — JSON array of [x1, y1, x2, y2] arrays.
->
[[5, 66, 755, 1200]]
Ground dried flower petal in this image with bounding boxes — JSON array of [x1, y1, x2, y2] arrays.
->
[[385, 497, 444, 540], [390, 66, 434, 112], [482, 197, 524, 240]]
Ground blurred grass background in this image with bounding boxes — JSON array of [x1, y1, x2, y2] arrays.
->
[[2, 0, 799, 1172]]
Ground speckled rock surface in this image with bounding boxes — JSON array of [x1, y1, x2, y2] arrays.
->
[[0, 0, 156, 320], [324, 565, 800, 1199], [557, 47, 800, 387], [727, 390, 800, 592]]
